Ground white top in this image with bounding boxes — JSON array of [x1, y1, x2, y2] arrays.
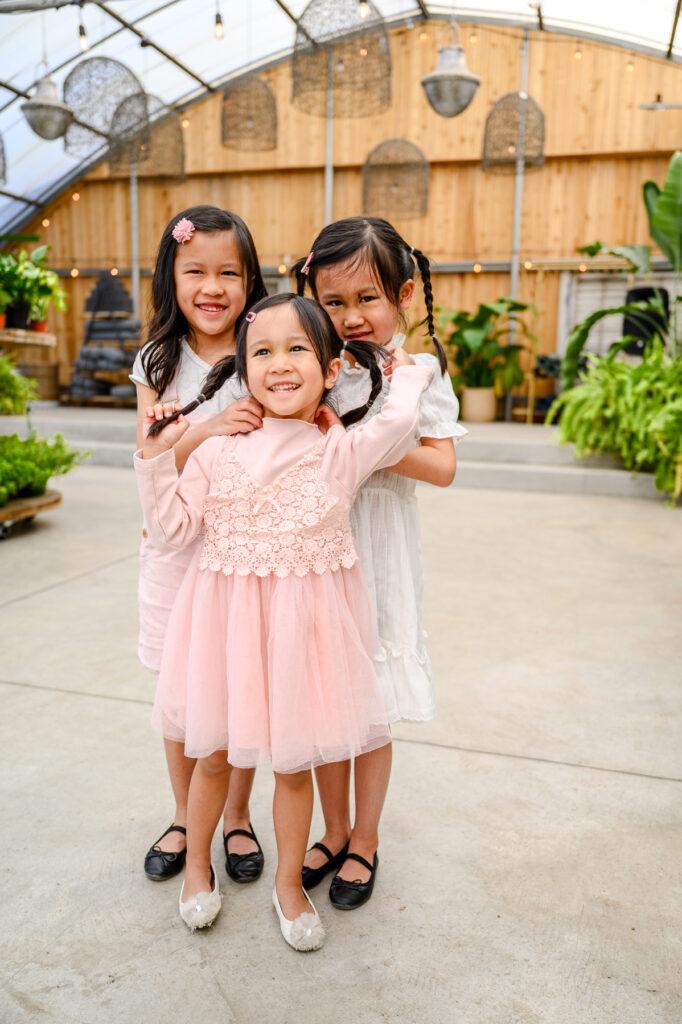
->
[[329, 333, 466, 724], [130, 338, 248, 411], [131, 337, 247, 673]]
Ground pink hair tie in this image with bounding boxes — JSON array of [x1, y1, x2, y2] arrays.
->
[[245, 311, 257, 323], [301, 251, 314, 276], [172, 217, 195, 244]]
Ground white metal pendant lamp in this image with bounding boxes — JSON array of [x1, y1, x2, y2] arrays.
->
[[421, 19, 480, 118], [21, 76, 73, 140]]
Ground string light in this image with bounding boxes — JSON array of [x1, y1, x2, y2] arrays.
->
[[469, 33, 478, 45], [277, 263, 287, 275], [181, 118, 190, 129], [72, 192, 80, 201], [214, 2, 224, 39], [77, 2, 88, 52], [574, 47, 583, 61], [42, 218, 50, 227], [357, 1, 370, 20], [70, 268, 79, 278], [418, 30, 429, 42], [360, 47, 368, 57], [110, 267, 119, 276], [473, 263, 482, 274], [578, 263, 587, 273], [626, 56, 635, 72], [524, 260, 533, 270]]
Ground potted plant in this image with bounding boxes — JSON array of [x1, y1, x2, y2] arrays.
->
[[0, 252, 17, 329], [561, 149, 682, 388], [438, 297, 537, 421], [29, 266, 67, 330], [2, 245, 66, 330]]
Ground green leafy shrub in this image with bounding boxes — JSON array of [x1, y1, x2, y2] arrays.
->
[[437, 297, 537, 393], [0, 353, 39, 415], [547, 340, 682, 504], [0, 432, 87, 507]]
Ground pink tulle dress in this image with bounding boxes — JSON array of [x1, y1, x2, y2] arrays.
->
[[134, 364, 433, 774]]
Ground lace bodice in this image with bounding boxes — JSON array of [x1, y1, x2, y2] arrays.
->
[[199, 439, 357, 578]]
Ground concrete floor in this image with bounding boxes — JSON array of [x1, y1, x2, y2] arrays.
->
[[1, 466, 680, 1024]]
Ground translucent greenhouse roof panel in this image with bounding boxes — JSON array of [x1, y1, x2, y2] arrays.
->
[[1, 0, 681, 232]]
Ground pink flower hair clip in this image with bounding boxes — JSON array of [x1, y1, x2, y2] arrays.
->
[[301, 251, 314, 276], [245, 311, 257, 323], [172, 217, 195, 244]]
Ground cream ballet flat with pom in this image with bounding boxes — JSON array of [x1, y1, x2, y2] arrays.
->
[[179, 866, 221, 931], [272, 886, 325, 951]]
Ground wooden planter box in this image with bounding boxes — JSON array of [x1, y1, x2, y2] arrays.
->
[[0, 488, 62, 538]]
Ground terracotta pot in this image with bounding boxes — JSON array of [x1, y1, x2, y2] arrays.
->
[[29, 319, 49, 332], [460, 385, 497, 422], [0, 312, 6, 329]]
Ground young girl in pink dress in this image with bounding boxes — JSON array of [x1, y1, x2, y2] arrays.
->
[[131, 206, 267, 884], [293, 217, 466, 909], [135, 293, 433, 950]]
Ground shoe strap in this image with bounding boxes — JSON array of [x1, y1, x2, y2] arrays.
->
[[309, 841, 334, 862], [160, 824, 187, 838], [344, 852, 375, 873], [224, 826, 256, 842]]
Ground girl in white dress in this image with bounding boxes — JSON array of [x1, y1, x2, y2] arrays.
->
[[293, 216, 467, 908], [131, 206, 267, 884]]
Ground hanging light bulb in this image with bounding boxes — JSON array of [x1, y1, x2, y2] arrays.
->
[[357, 1, 370, 20], [78, 3, 88, 52], [421, 20, 481, 118], [215, 2, 224, 40]]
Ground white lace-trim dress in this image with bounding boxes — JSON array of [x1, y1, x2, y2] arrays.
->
[[130, 339, 248, 671], [331, 334, 467, 722]]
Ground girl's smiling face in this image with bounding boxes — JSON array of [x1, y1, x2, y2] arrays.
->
[[173, 230, 247, 352], [245, 304, 340, 423], [315, 257, 414, 349]]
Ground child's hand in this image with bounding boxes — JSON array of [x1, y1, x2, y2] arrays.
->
[[314, 402, 344, 434], [142, 403, 189, 457], [208, 397, 264, 436], [387, 346, 415, 373]]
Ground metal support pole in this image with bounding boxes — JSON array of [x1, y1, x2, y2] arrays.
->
[[505, 27, 530, 421], [324, 48, 334, 226], [130, 154, 140, 318]]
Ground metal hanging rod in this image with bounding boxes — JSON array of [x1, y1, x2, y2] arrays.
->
[[271, 0, 316, 47], [93, 0, 215, 92], [668, 0, 682, 59]]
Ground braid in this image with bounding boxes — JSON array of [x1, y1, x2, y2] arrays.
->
[[410, 246, 448, 373], [290, 255, 309, 297], [146, 355, 237, 438], [338, 340, 387, 427]]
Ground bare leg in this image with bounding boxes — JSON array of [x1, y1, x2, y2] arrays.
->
[[183, 750, 232, 900], [155, 738, 196, 853], [302, 760, 352, 870], [223, 767, 259, 855], [273, 770, 314, 919], [335, 741, 392, 883]]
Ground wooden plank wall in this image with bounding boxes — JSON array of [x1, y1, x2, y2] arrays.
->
[[18, 21, 680, 383]]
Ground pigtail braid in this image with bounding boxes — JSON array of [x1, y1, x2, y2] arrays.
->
[[338, 340, 387, 427], [146, 355, 237, 438], [411, 246, 448, 374]]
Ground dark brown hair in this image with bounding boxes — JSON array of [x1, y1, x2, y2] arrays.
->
[[141, 205, 267, 398], [291, 216, 447, 373], [147, 293, 385, 437]]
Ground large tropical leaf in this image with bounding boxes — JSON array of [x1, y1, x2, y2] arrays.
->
[[650, 151, 682, 271], [560, 301, 657, 389]]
